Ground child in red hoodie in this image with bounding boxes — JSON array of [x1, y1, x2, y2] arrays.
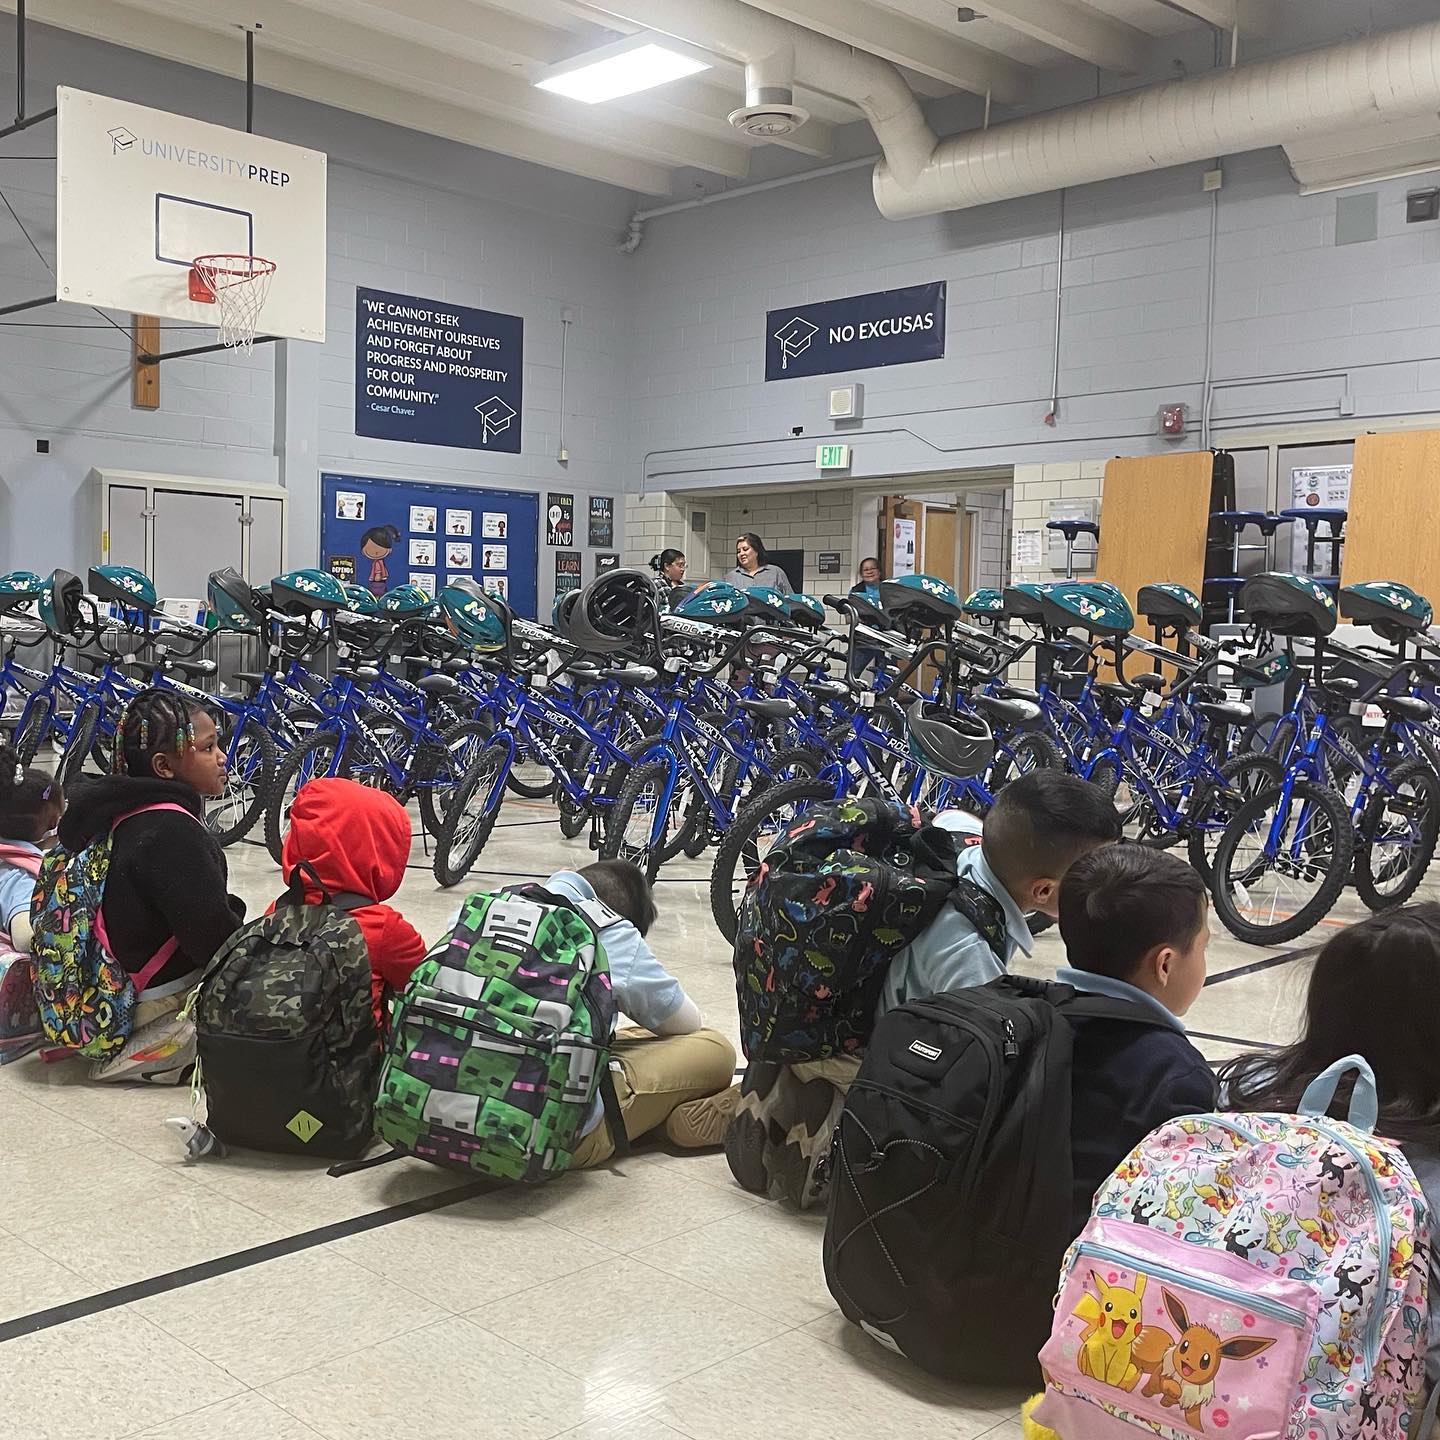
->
[[278, 778, 427, 1029]]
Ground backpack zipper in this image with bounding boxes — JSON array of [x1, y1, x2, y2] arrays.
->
[[1072, 1241, 1309, 1330]]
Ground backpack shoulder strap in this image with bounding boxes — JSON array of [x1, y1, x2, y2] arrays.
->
[[111, 801, 200, 831], [1059, 993, 1180, 1032], [947, 876, 1010, 963], [0, 843, 42, 879]]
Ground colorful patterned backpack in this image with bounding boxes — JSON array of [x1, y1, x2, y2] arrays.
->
[[29, 803, 195, 1056], [372, 885, 620, 1183], [1034, 1056, 1430, 1440], [192, 865, 379, 1159], [732, 798, 1004, 1063]]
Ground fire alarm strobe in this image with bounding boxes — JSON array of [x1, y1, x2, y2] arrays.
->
[[1159, 403, 1187, 438]]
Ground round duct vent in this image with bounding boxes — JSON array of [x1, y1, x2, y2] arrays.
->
[[728, 100, 809, 139]]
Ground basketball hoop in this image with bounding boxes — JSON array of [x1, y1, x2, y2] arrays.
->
[[189, 254, 277, 353]]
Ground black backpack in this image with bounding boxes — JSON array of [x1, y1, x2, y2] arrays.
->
[[733, 798, 1007, 1063], [193, 865, 381, 1160], [821, 974, 1171, 1384]]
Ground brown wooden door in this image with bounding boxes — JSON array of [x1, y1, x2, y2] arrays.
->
[[923, 506, 958, 588]]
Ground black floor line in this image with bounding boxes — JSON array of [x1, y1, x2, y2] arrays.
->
[[1204, 942, 1323, 987], [1189, 1029, 1279, 1051], [0, 1178, 493, 1345]]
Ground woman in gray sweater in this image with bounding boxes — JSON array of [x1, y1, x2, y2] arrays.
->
[[725, 533, 791, 591]]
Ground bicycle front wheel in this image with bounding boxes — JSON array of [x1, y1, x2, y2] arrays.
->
[[1211, 779, 1353, 946], [57, 703, 101, 786], [1353, 758, 1440, 911], [207, 718, 277, 847], [263, 731, 351, 862], [433, 733, 510, 887]]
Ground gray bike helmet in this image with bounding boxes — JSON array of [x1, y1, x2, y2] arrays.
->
[[562, 568, 659, 655], [905, 700, 994, 781]]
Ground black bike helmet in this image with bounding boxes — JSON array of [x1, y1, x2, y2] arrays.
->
[[1136, 582, 1202, 629], [1240, 572, 1336, 638], [38, 569, 85, 637], [562, 568, 659, 655], [1001, 582, 1052, 623], [904, 700, 994, 781]]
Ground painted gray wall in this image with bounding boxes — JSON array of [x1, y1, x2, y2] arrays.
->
[[0, 19, 635, 616], [626, 146, 1440, 495]]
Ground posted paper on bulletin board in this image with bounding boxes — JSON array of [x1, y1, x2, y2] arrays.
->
[[1289, 465, 1351, 572]]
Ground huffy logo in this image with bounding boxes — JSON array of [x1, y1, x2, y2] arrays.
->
[[108, 126, 136, 154]]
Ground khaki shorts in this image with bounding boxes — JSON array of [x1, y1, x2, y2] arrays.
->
[[571, 1026, 737, 1169]]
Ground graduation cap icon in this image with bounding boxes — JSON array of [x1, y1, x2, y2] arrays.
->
[[773, 314, 818, 370], [474, 395, 517, 443]]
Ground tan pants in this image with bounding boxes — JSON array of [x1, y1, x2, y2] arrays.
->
[[571, 1026, 736, 1168]]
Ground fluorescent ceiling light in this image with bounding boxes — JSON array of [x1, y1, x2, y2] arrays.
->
[[535, 33, 711, 104]]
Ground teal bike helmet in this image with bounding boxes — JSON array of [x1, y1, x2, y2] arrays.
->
[[271, 568, 349, 613], [785, 593, 826, 629], [1040, 580, 1134, 637], [0, 570, 42, 616], [879, 573, 964, 628], [1339, 580, 1433, 643], [89, 564, 156, 613], [1240, 572, 1336, 638], [380, 583, 437, 619], [207, 568, 265, 630], [38, 569, 85, 637], [341, 584, 380, 615], [1002, 582, 1052, 622], [440, 578, 508, 652], [1136, 582, 1202, 629], [673, 581, 751, 623], [962, 588, 1005, 618]]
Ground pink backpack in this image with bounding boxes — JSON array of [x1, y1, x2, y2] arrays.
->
[[1034, 1056, 1431, 1440], [0, 842, 42, 1047]]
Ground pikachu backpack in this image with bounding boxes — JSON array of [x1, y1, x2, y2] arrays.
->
[[1034, 1056, 1433, 1440]]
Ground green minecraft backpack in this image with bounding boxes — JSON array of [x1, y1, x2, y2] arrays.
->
[[372, 885, 622, 1182]]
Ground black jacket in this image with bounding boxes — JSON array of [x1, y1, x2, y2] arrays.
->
[[57, 777, 245, 988], [1068, 1012, 1218, 1235]]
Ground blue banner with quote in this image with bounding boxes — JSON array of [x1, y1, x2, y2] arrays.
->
[[355, 286, 523, 452], [765, 281, 945, 381]]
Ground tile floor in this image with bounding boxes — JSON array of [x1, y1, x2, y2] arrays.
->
[[0, 795, 1401, 1440]]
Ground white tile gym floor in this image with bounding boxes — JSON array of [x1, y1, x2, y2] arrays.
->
[[0, 794, 1385, 1440]]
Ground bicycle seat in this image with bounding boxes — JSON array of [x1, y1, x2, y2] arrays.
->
[[1323, 676, 1362, 698], [167, 659, 216, 680], [973, 694, 1041, 726], [77, 652, 118, 673], [995, 683, 1041, 703], [1131, 672, 1165, 694], [738, 697, 798, 720], [603, 665, 659, 686], [1194, 699, 1253, 726], [1377, 694, 1434, 723], [417, 674, 459, 697], [1052, 668, 1090, 683], [118, 658, 156, 678], [232, 671, 266, 689], [1095, 681, 1134, 700], [1044, 519, 1099, 539], [804, 680, 851, 700]]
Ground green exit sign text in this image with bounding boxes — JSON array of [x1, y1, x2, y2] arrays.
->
[[816, 443, 851, 470]]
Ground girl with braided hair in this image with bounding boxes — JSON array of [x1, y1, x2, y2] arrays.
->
[[57, 687, 244, 1083]]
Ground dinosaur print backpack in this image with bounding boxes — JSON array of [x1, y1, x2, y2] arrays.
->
[[1034, 1056, 1431, 1440], [732, 798, 1004, 1063]]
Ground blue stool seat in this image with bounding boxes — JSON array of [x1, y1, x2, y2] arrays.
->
[[1211, 510, 1270, 526], [1204, 576, 1246, 590], [1045, 519, 1099, 538], [1279, 507, 1348, 531]]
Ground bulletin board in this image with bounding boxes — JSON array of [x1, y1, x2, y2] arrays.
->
[[320, 472, 539, 619]]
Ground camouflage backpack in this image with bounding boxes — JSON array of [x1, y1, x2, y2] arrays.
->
[[373, 884, 621, 1183], [192, 863, 380, 1159]]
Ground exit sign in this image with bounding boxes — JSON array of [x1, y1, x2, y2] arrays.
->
[[817, 443, 851, 470]]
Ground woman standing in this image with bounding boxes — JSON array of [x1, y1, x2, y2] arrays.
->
[[650, 549, 687, 586], [850, 556, 883, 604], [725, 533, 791, 591]]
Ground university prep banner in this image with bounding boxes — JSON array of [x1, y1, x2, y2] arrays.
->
[[765, 281, 945, 381], [355, 286, 523, 452]]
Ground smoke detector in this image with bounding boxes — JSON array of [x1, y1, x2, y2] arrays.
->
[[729, 99, 809, 138]]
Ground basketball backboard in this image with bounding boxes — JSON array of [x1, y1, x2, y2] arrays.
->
[[56, 88, 327, 342]]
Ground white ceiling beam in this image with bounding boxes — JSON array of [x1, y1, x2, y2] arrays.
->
[[949, 0, 1149, 72], [1159, 0, 1237, 28], [7, 0, 673, 193], [112, 0, 756, 176], [634, 0, 1029, 103]]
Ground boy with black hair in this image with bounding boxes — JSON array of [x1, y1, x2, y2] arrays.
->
[[535, 860, 735, 1167], [1057, 844, 1217, 1232], [881, 768, 1124, 1013]]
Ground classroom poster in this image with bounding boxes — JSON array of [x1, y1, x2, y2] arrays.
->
[[482, 545, 508, 571], [555, 551, 582, 594], [892, 517, 917, 577], [482, 512, 507, 539], [336, 491, 366, 521], [409, 505, 437, 534], [547, 493, 574, 547], [409, 572, 437, 596], [596, 553, 620, 574], [445, 542, 472, 570], [588, 495, 614, 548], [329, 555, 356, 584], [484, 576, 509, 599], [446, 509, 471, 536], [409, 538, 436, 568]]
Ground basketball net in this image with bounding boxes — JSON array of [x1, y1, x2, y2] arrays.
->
[[190, 254, 277, 353]]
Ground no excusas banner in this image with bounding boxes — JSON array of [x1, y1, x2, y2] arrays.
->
[[765, 281, 945, 381], [356, 286, 523, 453]]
